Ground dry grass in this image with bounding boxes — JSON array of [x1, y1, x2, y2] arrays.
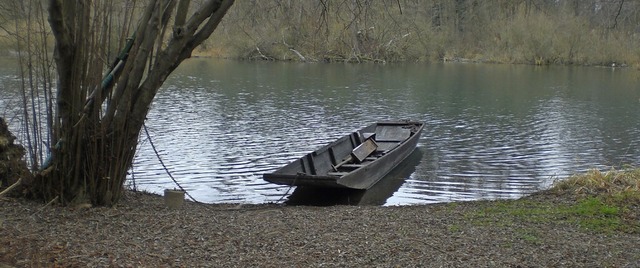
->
[[552, 168, 640, 197], [549, 168, 640, 233]]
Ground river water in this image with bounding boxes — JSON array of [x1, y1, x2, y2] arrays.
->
[[1, 58, 639, 205]]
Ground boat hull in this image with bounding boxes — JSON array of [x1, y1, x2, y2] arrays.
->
[[263, 121, 424, 190]]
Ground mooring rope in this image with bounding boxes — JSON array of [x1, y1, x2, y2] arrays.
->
[[276, 184, 295, 204], [143, 122, 296, 206], [143, 122, 200, 203], [130, 160, 137, 191]]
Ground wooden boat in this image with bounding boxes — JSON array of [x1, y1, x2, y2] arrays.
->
[[263, 121, 424, 190], [285, 149, 424, 206]]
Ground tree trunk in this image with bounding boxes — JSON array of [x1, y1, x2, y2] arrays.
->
[[33, 0, 234, 206]]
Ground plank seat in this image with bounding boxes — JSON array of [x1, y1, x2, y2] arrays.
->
[[375, 139, 406, 142], [340, 163, 368, 169], [375, 141, 401, 153], [327, 172, 350, 177]]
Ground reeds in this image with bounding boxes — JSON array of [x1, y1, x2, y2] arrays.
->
[[553, 169, 640, 196]]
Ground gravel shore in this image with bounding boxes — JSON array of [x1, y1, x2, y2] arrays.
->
[[1, 190, 639, 267]]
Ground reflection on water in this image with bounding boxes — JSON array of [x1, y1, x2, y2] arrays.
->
[[286, 149, 424, 206], [1, 58, 639, 205]]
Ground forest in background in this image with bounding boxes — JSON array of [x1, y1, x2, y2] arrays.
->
[[1, 0, 639, 67], [204, 0, 640, 67]]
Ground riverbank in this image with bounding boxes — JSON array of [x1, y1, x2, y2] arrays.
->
[[4, 1, 640, 69], [1, 169, 639, 267]]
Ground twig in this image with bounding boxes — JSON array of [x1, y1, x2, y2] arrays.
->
[[146, 252, 165, 259], [31, 196, 59, 216], [0, 178, 22, 197]]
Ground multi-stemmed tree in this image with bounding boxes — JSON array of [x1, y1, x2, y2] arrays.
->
[[33, 0, 234, 206]]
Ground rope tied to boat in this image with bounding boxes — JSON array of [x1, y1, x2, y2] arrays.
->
[[143, 121, 296, 206], [143, 122, 200, 204]]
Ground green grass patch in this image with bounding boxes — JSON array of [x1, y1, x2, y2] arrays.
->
[[574, 197, 619, 216], [573, 197, 622, 232], [467, 168, 640, 234], [470, 200, 562, 225], [553, 168, 640, 233], [447, 224, 462, 233], [517, 230, 541, 244]]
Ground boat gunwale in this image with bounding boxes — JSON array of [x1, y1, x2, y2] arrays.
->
[[263, 121, 424, 189], [335, 122, 424, 189]]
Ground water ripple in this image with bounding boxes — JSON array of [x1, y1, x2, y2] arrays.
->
[[4, 59, 634, 205]]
